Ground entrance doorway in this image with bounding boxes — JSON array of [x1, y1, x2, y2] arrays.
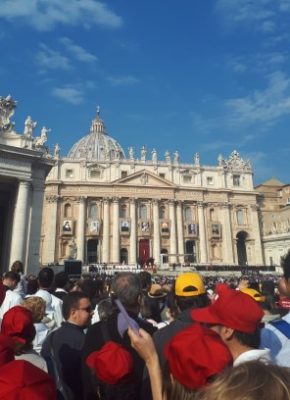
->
[[236, 231, 248, 266], [87, 239, 98, 264], [161, 248, 168, 263], [138, 239, 150, 266], [185, 240, 196, 263], [120, 248, 128, 264]]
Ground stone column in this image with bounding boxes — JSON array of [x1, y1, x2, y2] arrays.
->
[[169, 200, 177, 264], [76, 197, 86, 263], [129, 198, 137, 265], [176, 201, 184, 264], [221, 204, 234, 264], [10, 180, 31, 266], [102, 198, 110, 263], [27, 182, 45, 274], [153, 200, 161, 266], [197, 202, 208, 263], [42, 195, 59, 265], [112, 198, 120, 264], [250, 204, 264, 265]]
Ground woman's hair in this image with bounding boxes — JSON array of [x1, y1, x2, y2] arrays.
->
[[199, 361, 290, 400], [22, 297, 45, 323], [11, 260, 24, 274], [163, 362, 199, 400]]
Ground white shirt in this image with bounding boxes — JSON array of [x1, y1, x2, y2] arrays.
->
[[261, 311, 290, 367], [0, 290, 22, 319], [233, 348, 271, 366], [16, 349, 48, 372], [34, 289, 63, 328]]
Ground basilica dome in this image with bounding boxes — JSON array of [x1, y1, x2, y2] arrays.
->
[[67, 109, 126, 161]]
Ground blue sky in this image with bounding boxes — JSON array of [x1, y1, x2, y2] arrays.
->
[[1, 0, 290, 184]]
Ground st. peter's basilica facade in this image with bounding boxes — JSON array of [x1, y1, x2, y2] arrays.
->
[[41, 109, 264, 268]]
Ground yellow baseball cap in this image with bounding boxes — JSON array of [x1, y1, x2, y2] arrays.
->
[[240, 288, 265, 302], [175, 272, 206, 297]]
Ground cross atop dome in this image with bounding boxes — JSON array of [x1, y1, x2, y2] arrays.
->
[[91, 106, 105, 134]]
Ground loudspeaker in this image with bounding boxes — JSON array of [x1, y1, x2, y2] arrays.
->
[[64, 260, 82, 277]]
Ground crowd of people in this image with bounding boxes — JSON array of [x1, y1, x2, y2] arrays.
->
[[0, 257, 290, 399]]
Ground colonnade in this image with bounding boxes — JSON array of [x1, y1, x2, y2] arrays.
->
[[73, 197, 237, 266], [41, 195, 265, 266]]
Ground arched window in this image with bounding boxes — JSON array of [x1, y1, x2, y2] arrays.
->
[[120, 205, 127, 218], [209, 208, 215, 222], [89, 203, 97, 219], [184, 206, 192, 221], [237, 209, 244, 225], [139, 204, 147, 220], [64, 203, 72, 218], [159, 205, 166, 219]]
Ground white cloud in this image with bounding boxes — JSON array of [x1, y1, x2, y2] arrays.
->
[[35, 43, 71, 70], [107, 75, 139, 86], [51, 85, 84, 105], [59, 37, 97, 63], [226, 71, 290, 126], [0, 0, 122, 31], [215, 0, 287, 34]]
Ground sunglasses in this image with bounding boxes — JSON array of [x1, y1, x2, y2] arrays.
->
[[78, 306, 93, 313]]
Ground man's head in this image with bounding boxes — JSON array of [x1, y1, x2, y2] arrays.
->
[[38, 267, 54, 290], [139, 271, 152, 292], [3, 271, 20, 290], [111, 272, 141, 313], [62, 292, 92, 328], [174, 272, 210, 312], [279, 251, 290, 297], [191, 285, 264, 353], [54, 271, 69, 290]]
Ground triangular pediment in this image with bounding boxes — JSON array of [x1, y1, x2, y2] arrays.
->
[[113, 169, 176, 188]]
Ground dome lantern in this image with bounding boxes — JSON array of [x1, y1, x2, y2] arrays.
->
[[67, 108, 126, 161]]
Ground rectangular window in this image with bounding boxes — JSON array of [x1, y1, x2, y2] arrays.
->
[[183, 175, 192, 183], [159, 173, 165, 179], [65, 169, 74, 178], [233, 175, 240, 187], [121, 171, 128, 178], [207, 177, 213, 185], [90, 170, 101, 179]]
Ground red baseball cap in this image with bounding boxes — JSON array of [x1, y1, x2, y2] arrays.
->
[[191, 285, 264, 333], [164, 324, 232, 390], [1, 306, 36, 345], [0, 360, 56, 399], [86, 341, 134, 385]]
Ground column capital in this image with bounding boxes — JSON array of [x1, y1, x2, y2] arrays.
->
[[129, 197, 137, 204], [76, 196, 87, 203], [152, 199, 159, 205], [197, 201, 204, 208], [168, 199, 176, 206], [46, 194, 59, 203], [19, 180, 32, 188], [112, 197, 120, 203]]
